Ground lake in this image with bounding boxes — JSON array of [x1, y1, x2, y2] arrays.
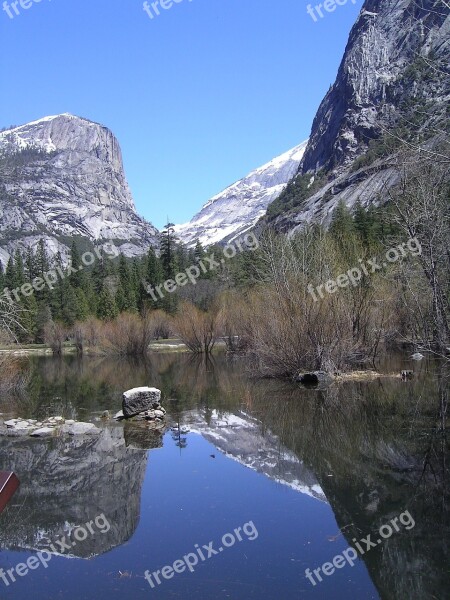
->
[[0, 352, 448, 599]]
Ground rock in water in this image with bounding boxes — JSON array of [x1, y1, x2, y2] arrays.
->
[[122, 387, 162, 418], [295, 371, 334, 387], [30, 427, 55, 438], [61, 422, 101, 436]]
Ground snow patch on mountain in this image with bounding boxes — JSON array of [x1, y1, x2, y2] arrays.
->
[[175, 141, 308, 247]]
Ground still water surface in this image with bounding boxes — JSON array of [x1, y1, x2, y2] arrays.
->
[[0, 353, 448, 599]]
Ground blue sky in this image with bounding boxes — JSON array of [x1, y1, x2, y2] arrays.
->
[[0, 0, 362, 229]]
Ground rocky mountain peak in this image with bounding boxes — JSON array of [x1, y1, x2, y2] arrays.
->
[[0, 114, 158, 263], [300, 0, 449, 174]]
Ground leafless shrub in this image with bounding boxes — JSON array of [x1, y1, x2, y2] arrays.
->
[[233, 231, 393, 377], [0, 353, 28, 393], [43, 321, 67, 356], [100, 312, 154, 356], [174, 301, 219, 354], [148, 309, 174, 339], [0, 296, 25, 341], [217, 290, 252, 352]]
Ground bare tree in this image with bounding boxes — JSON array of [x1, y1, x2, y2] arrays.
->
[[0, 296, 25, 341], [387, 149, 450, 351]]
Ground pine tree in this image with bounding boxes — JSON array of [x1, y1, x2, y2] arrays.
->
[[4, 258, 16, 291], [14, 250, 25, 288], [25, 247, 35, 283], [97, 286, 118, 321], [116, 254, 136, 312], [69, 240, 86, 290], [160, 222, 178, 280], [194, 240, 206, 263], [18, 294, 38, 343], [35, 239, 49, 278]]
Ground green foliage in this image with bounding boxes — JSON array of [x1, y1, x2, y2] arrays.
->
[[0, 198, 405, 343], [266, 170, 327, 220]]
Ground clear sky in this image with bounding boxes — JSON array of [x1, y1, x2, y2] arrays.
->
[[0, 0, 362, 229]]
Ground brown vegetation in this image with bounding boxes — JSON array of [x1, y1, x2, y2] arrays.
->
[[174, 301, 219, 353]]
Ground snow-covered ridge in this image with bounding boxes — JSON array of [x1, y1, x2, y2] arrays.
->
[[175, 141, 308, 247], [1, 113, 82, 153]]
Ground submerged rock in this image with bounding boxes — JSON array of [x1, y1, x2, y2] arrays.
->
[[61, 422, 101, 436], [30, 427, 55, 438], [0, 417, 101, 438], [295, 371, 334, 387], [123, 422, 164, 450]]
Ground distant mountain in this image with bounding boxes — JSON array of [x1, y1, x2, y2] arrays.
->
[[175, 142, 308, 247], [0, 114, 158, 264], [268, 0, 449, 234]]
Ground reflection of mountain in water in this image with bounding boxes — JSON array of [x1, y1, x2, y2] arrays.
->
[[0, 424, 161, 558], [185, 409, 327, 502]]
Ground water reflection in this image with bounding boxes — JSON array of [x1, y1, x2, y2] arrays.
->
[[0, 424, 152, 558], [0, 353, 448, 599]]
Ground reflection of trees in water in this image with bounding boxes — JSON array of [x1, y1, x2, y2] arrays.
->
[[3, 352, 448, 597], [245, 363, 449, 600], [171, 423, 188, 451]]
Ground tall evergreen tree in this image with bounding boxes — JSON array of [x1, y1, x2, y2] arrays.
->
[[116, 254, 136, 312], [97, 285, 118, 321], [160, 222, 178, 280]]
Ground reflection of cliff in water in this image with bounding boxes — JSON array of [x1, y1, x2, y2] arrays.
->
[[245, 366, 449, 600], [184, 409, 327, 501], [0, 424, 162, 558]]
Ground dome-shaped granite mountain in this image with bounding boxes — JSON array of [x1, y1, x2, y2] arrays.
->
[[0, 114, 158, 263]]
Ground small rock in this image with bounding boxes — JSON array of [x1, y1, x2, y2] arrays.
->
[[411, 353, 424, 361], [154, 410, 165, 418], [61, 422, 100, 436], [101, 410, 110, 419], [30, 427, 55, 438], [114, 411, 124, 421]]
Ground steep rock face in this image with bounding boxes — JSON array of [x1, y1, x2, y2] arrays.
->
[[301, 0, 449, 174], [175, 142, 307, 247], [0, 114, 158, 261], [270, 0, 449, 233]]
